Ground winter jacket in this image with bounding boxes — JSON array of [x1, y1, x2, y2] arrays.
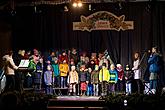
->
[[109, 69, 118, 83], [52, 63, 60, 76], [67, 70, 79, 84], [99, 68, 110, 82], [59, 63, 69, 77], [79, 71, 89, 82], [148, 53, 160, 73], [44, 70, 53, 85], [91, 70, 99, 84]]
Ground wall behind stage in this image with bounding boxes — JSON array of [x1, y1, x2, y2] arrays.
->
[[0, 11, 12, 68], [0, 2, 165, 85]]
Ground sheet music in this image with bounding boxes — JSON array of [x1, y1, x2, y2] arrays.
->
[[18, 60, 29, 68]]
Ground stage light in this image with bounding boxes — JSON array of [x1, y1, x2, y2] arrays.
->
[[72, 2, 77, 7], [77, 2, 82, 7], [72, 0, 82, 8]]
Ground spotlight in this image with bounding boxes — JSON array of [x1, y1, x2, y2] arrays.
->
[[72, 0, 83, 8], [72, 2, 77, 7], [77, 2, 82, 7]]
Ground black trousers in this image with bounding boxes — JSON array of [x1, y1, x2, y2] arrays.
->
[[5, 75, 15, 91], [101, 81, 108, 96]]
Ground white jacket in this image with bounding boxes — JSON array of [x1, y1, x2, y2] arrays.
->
[[132, 59, 141, 79]]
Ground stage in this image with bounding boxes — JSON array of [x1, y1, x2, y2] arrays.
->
[[54, 96, 101, 101], [47, 96, 108, 110]]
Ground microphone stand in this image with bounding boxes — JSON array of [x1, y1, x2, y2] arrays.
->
[[139, 51, 148, 66], [138, 51, 150, 82]]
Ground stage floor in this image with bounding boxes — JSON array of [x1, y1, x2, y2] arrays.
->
[[47, 96, 107, 109], [53, 96, 102, 101]]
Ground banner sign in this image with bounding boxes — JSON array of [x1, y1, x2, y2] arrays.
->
[[73, 11, 134, 32]]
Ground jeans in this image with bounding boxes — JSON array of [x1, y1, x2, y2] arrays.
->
[[60, 76, 67, 88], [45, 85, 53, 95], [126, 83, 131, 94], [87, 84, 93, 96], [109, 83, 115, 94], [93, 84, 99, 96], [150, 80, 157, 91]]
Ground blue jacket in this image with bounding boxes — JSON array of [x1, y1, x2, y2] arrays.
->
[[109, 69, 118, 83], [44, 70, 53, 85], [52, 63, 60, 77], [148, 53, 160, 73]]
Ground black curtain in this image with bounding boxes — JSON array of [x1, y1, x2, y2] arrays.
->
[[9, 2, 165, 86]]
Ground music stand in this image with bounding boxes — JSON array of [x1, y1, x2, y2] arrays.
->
[[18, 60, 29, 68]]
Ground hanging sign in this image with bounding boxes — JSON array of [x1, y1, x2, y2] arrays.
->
[[73, 11, 134, 32]]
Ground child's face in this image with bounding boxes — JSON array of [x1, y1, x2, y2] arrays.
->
[[71, 66, 76, 71], [88, 68, 92, 73], [70, 61, 74, 65], [81, 67, 85, 71], [55, 60, 58, 63], [110, 65, 115, 70], [117, 64, 122, 70], [102, 65, 105, 69], [47, 60, 51, 64], [63, 60, 66, 63], [62, 52, 66, 56], [47, 66, 51, 71], [134, 53, 139, 59], [126, 65, 130, 70], [51, 52, 55, 56], [91, 60, 95, 64], [95, 65, 99, 71]]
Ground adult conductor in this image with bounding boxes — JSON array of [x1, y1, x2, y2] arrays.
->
[[2, 50, 18, 92]]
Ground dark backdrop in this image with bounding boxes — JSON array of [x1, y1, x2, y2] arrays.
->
[[0, 1, 165, 87]]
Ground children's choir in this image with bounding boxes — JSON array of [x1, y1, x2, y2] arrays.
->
[[13, 48, 143, 96]]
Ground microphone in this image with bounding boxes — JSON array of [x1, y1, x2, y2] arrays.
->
[[142, 50, 151, 53]]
